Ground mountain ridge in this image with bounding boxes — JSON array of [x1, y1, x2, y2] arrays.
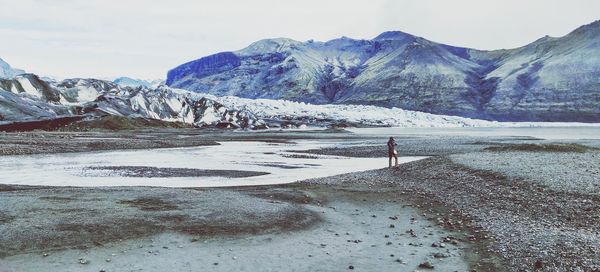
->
[[167, 20, 600, 122]]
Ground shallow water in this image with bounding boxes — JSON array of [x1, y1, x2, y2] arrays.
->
[[0, 140, 424, 187], [348, 126, 600, 140]]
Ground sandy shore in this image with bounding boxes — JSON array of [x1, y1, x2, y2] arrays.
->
[[0, 129, 599, 271]]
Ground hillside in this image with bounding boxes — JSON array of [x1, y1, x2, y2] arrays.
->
[[167, 21, 600, 122]]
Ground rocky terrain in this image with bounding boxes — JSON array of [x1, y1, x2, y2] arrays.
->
[[167, 21, 600, 122], [300, 141, 600, 271]]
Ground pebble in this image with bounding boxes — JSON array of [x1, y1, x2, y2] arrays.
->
[[433, 253, 450, 258], [418, 262, 434, 269]]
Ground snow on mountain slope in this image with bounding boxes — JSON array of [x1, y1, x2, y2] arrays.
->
[[0, 75, 266, 128], [1, 73, 597, 129], [0, 58, 25, 79], [167, 21, 600, 122]]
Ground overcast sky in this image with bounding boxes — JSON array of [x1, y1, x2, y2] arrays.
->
[[0, 0, 598, 79]]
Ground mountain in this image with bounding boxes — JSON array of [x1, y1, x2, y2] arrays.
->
[[113, 77, 163, 88], [0, 58, 25, 79], [166, 21, 600, 122], [1, 72, 531, 130], [0, 74, 266, 129]]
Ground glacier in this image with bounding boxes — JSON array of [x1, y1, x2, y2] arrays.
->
[[0, 58, 25, 79], [2, 71, 598, 130]]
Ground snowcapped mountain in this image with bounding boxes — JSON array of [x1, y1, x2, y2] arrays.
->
[[167, 21, 600, 122], [1, 71, 531, 130], [3, 72, 598, 130], [113, 77, 163, 88], [0, 58, 25, 79]]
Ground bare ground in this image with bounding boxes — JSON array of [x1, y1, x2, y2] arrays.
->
[[1, 129, 599, 271]]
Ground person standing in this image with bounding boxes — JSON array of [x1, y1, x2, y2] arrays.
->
[[387, 137, 398, 168]]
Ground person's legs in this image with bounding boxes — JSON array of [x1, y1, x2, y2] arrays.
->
[[394, 154, 398, 167], [388, 155, 392, 168]]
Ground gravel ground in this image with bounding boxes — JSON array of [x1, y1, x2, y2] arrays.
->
[[0, 130, 219, 156], [301, 153, 600, 271], [82, 166, 270, 178], [0, 189, 471, 272], [291, 136, 544, 157], [451, 150, 600, 195], [2, 129, 599, 271]]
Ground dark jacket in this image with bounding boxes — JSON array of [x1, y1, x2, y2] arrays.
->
[[387, 139, 397, 152]]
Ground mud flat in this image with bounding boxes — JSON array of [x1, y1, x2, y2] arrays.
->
[[0, 186, 471, 272]]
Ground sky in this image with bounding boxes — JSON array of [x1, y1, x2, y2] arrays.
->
[[0, 0, 598, 80]]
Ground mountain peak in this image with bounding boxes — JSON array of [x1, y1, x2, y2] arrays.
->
[[373, 31, 414, 41], [237, 38, 302, 56], [569, 19, 600, 36]]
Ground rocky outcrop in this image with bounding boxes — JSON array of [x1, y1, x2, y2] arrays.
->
[[167, 21, 600, 122], [0, 75, 266, 129]]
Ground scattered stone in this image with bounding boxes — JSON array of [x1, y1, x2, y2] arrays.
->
[[433, 253, 450, 258], [348, 265, 354, 270], [418, 262, 434, 269], [79, 258, 89, 265], [389, 224, 395, 228]]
